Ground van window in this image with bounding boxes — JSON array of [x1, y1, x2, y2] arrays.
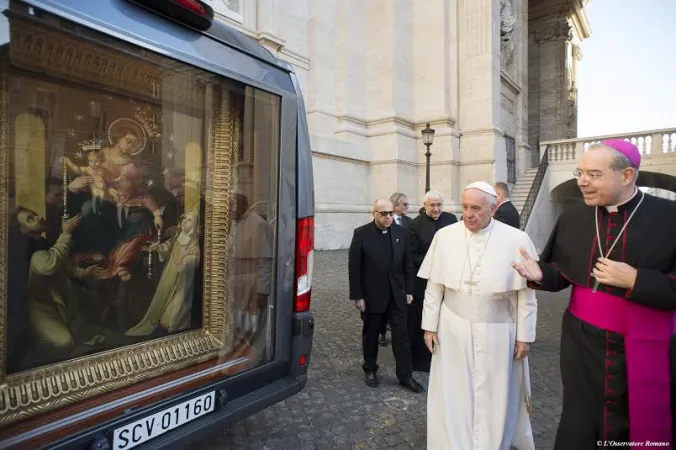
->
[[0, 1, 279, 426]]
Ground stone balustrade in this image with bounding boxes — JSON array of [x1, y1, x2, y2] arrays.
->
[[540, 127, 676, 163], [538, 127, 676, 199]]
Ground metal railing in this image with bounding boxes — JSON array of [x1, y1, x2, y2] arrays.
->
[[506, 136, 516, 184], [519, 145, 549, 230]]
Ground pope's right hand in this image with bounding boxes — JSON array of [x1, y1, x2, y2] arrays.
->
[[355, 299, 365, 312], [512, 247, 543, 282], [424, 331, 439, 355]]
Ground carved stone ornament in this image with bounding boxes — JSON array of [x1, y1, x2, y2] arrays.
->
[[0, 15, 240, 427], [500, 0, 517, 69], [533, 21, 573, 44]]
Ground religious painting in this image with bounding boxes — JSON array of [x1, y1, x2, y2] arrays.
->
[[8, 86, 211, 374], [0, 5, 280, 428]]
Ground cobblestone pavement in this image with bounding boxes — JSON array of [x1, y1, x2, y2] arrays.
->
[[196, 250, 570, 449]]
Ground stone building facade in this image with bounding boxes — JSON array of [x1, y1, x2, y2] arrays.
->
[[206, 0, 590, 249]]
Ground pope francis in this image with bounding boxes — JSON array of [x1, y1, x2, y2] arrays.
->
[[418, 182, 538, 450]]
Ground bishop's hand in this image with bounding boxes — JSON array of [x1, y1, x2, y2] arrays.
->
[[512, 248, 542, 283], [592, 258, 638, 290]]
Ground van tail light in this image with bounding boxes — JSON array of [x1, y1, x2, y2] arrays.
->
[[294, 217, 314, 312], [175, 0, 206, 15]]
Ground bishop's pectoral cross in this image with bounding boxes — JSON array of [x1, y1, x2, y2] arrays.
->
[[590, 273, 600, 293], [464, 275, 478, 295]]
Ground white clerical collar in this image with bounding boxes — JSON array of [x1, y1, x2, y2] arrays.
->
[[466, 218, 494, 236], [605, 187, 638, 213]]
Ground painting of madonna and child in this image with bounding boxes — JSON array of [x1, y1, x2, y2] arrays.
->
[[5, 77, 278, 375]]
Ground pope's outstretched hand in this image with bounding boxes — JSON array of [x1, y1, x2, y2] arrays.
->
[[512, 247, 543, 283]]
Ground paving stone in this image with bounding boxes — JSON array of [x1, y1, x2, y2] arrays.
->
[[193, 250, 569, 449]]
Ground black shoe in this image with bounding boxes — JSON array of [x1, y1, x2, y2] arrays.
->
[[379, 334, 388, 347], [399, 377, 424, 393], [365, 371, 378, 388]]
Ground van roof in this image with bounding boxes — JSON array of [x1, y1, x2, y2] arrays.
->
[[22, 0, 293, 74]]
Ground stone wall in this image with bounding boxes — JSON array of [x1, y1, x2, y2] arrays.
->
[[215, 0, 531, 250]]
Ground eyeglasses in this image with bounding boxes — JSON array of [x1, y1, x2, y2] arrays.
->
[[573, 169, 603, 180], [375, 210, 394, 217], [401, 202, 409, 207]]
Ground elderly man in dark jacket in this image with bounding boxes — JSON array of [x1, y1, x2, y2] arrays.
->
[[348, 198, 423, 392]]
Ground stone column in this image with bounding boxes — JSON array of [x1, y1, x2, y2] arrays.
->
[[365, 0, 417, 201], [256, 0, 285, 53], [528, 18, 573, 151], [457, 0, 504, 188], [306, 0, 339, 131], [256, 0, 277, 34], [410, 0, 461, 208]]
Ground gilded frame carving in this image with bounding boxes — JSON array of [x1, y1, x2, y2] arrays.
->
[[0, 13, 238, 427]]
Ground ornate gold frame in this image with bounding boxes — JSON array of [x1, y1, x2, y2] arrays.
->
[[0, 13, 238, 427]]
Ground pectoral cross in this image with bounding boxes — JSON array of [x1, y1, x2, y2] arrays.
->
[[590, 273, 600, 293], [464, 276, 478, 295]]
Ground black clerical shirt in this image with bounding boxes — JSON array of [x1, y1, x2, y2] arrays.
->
[[374, 225, 393, 264], [410, 211, 458, 269]]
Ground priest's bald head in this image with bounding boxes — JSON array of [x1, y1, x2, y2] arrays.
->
[[462, 182, 498, 233], [371, 198, 394, 230], [576, 138, 640, 207]]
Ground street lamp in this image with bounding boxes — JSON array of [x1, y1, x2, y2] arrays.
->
[[421, 123, 435, 193]]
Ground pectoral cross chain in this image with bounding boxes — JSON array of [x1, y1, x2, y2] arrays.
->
[[464, 275, 478, 294]]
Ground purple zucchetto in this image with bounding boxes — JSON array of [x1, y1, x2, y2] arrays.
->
[[601, 138, 641, 169]]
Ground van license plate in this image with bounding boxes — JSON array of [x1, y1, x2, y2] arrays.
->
[[112, 390, 216, 450]]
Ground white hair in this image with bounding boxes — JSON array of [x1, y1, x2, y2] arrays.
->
[[463, 188, 497, 207], [424, 190, 443, 202]]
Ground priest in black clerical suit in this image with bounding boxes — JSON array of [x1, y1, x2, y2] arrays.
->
[[493, 182, 520, 229], [348, 198, 423, 393], [408, 191, 457, 371], [377, 193, 412, 346], [513, 139, 676, 449]]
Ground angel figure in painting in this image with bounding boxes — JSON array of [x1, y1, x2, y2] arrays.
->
[[126, 211, 201, 336]]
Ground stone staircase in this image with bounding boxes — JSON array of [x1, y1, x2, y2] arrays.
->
[[511, 168, 539, 214]]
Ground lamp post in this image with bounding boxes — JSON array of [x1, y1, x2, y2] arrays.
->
[[421, 123, 435, 193]]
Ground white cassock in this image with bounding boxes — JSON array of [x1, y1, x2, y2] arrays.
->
[[418, 219, 538, 450]]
